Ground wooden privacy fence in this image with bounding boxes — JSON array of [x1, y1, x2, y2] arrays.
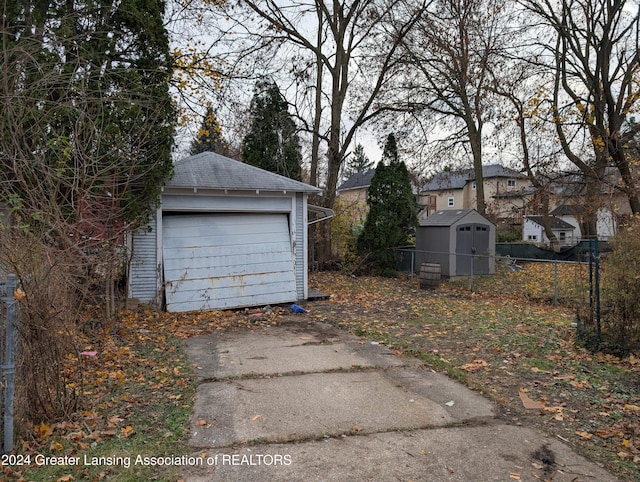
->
[[1, 274, 17, 454]]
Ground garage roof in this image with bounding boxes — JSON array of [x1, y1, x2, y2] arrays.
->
[[166, 152, 321, 193]]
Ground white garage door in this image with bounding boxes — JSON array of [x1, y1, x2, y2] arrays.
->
[[162, 213, 297, 312]]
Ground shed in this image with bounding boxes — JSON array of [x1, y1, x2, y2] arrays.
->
[[127, 152, 322, 312], [415, 209, 495, 277]]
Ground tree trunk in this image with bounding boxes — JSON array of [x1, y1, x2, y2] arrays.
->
[[611, 146, 640, 215], [468, 123, 485, 215]]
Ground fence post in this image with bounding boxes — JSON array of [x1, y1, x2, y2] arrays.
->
[[594, 240, 601, 344], [2, 274, 17, 454], [553, 261, 558, 306]]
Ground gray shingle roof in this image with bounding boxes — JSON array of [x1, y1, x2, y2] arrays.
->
[[337, 169, 376, 191], [550, 204, 583, 216], [527, 216, 576, 230], [165, 152, 321, 193], [421, 164, 525, 192], [419, 209, 488, 227]]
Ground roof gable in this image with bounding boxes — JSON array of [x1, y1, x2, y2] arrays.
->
[[166, 152, 321, 193]]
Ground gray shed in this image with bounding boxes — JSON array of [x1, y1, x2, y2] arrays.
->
[[415, 209, 495, 277], [127, 152, 322, 312]]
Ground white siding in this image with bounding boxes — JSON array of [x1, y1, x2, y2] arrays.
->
[[128, 214, 160, 304], [522, 219, 545, 244], [295, 192, 306, 300]]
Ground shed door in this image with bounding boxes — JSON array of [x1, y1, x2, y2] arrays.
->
[[162, 213, 297, 312], [455, 223, 490, 275]]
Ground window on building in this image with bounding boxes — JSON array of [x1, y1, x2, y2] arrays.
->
[[507, 179, 516, 188], [559, 232, 566, 241], [447, 197, 454, 207], [528, 235, 537, 241]]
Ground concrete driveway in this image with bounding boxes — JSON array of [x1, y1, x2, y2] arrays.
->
[[180, 316, 618, 481]]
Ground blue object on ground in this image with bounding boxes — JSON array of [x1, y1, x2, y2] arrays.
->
[[290, 304, 309, 313]]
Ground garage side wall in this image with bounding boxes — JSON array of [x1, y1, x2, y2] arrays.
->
[[127, 213, 161, 305], [295, 192, 307, 301]]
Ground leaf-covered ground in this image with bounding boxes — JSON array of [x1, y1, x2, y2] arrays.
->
[[6, 309, 263, 482], [6, 267, 639, 481], [309, 269, 640, 481]]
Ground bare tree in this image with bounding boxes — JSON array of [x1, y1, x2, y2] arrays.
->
[[520, 0, 640, 236], [386, 0, 516, 215], [206, 0, 427, 262]]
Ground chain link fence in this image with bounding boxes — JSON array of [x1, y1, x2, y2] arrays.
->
[[393, 244, 601, 309]]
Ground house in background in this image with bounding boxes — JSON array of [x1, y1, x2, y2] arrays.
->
[[336, 169, 376, 205], [335, 169, 376, 227], [550, 204, 617, 241], [127, 151, 321, 312], [419, 165, 533, 226], [546, 167, 635, 240], [523, 215, 577, 247]]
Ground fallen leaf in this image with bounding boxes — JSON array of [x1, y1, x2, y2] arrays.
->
[[569, 379, 591, 389], [196, 420, 208, 426], [553, 374, 575, 380], [251, 414, 261, 421], [575, 431, 593, 440], [460, 359, 488, 372], [107, 416, 120, 427], [120, 425, 135, 438], [509, 473, 521, 480], [56, 476, 74, 482], [50, 441, 64, 451], [518, 390, 545, 409], [34, 422, 54, 439], [623, 404, 640, 412]]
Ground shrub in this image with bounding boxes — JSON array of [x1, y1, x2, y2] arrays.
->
[[600, 217, 640, 350]]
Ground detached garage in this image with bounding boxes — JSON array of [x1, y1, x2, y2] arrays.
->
[[127, 152, 322, 312]]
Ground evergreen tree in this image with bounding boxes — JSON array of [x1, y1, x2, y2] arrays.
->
[[190, 106, 228, 155], [0, 0, 176, 229], [356, 134, 417, 275], [342, 144, 374, 180], [241, 80, 302, 180]]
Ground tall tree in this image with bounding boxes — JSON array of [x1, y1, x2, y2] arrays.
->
[[1, 0, 175, 233], [342, 144, 374, 181], [0, 0, 175, 419], [241, 80, 303, 180], [383, 0, 514, 215], [190, 106, 228, 155], [357, 133, 417, 275], [520, 0, 640, 235], [210, 0, 427, 261]]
